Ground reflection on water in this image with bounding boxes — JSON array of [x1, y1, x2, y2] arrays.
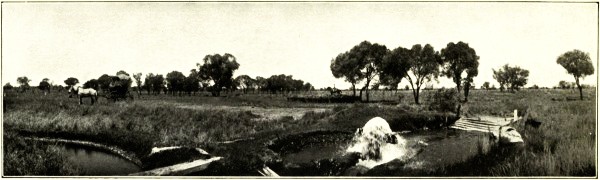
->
[[400, 130, 492, 169], [56, 144, 141, 176], [280, 129, 492, 174], [283, 143, 344, 164]]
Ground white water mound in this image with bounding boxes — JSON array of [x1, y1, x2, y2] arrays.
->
[[346, 117, 412, 169]]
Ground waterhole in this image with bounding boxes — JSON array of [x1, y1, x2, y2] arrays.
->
[[56, 144, 141, 176]]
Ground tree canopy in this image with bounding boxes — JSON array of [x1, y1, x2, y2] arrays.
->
[[441, 41, 479, 102], [331, 41, 388, 102], [166, 71, 186, 95], [133, 73, 143, 95], [557, 49, 594, 100], [143, 73, 165, 95], [38, 78, 51, 92], [198, 53, 240, 96], [380, 43, 443, 104], [98, 74, 112, 92], [17, 76, 31, 87], [3, 83, 13, 90], [492, 64, 529, 92], [380, 46, 411, 90], [83, 79, 99, 90], [331, 51, 363, 97], [183, 69, 201, 95], [235, 75, 255, 94], [63, 77, 79, 87]]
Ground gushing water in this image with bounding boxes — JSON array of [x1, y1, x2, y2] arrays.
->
[[346, 117, 415, 168]]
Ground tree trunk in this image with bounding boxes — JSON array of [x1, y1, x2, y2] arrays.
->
[[359, 87, 365, 102], [576, 77, 583, 100], [352, 83, 356, 97], [365, 79, 371, 102], [456, 82, 463, 102], [464, 87, 470, 102], [412, 87, 420, 105]]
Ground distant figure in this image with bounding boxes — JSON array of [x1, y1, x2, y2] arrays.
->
[[69, 85, 98, 105]]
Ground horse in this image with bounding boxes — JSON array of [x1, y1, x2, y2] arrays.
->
[[69, 85, 98, 105]]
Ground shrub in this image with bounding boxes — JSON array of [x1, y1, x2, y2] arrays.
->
[[428, 89, 459, 113]]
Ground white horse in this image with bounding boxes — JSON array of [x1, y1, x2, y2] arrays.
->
[[69, 85, 98, 105]]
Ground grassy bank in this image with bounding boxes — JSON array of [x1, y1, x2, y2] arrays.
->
[[3, 132, 80, 176]]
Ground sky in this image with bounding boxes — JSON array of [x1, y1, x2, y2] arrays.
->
[[2, 2, 598, 89]]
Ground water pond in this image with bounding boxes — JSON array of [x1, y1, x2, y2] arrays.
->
[[276, 129, 493, 175], [55, 144, 141, 176]]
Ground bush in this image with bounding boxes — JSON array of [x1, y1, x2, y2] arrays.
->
[[428, 89, 459, 113]]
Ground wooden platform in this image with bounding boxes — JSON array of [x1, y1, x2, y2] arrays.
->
[[450, 115, 522, 132]]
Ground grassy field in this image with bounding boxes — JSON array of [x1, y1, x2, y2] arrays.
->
[[2, 88, 596, 176]]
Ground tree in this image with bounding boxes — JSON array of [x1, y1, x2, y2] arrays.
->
[[152, 74, 165, 95], [441, 41, 479, 102], [331, 41, 388, 102], [493, 64, 530, 92], [38, 78, 51, 94], [302, 82, 314, 91], [529, 85, 539, 89], [63, 77, 79, 87], [143, 73, 155, 95], [558, 80, 571, 89], [197, 53, 240, 96], [235, 75, 255, 94], [133, 73, 143, 96], [481, 82, 490, 90], [380, 46, 411, 95], [4, 83, 13, 91], [557, 49, 595, 100], [387, 44, 441, 104], [16, 76, 31, 93], [116, 70, 132, 88], [83, 79, 99, 90], [266, 74, 288, 94], [255, 76, 267, 93], [183, 69, 200, 95], [98, 74, 112, 93], [166, 71, 186, 96], [331, 52, 362, 97]]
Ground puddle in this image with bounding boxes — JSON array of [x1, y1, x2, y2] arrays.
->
[[56, 144, 141, 175]]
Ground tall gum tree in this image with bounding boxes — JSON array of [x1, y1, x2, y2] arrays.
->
[[198, 53, 240, 97], [405, 44, 442, 104], [441, 41, 479, 102], [331, 52, 363, 97], [331, 41, 387, 102], [380, 46, 411, 100], [557, 49, 594, 100]]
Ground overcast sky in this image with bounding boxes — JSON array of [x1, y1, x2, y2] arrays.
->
[[2, 2, 597, 89]]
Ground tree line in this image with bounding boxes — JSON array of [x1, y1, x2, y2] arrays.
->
[[331, 40, 594, 103], [4, 46, 593, 101], [4, 53, 315, 97]]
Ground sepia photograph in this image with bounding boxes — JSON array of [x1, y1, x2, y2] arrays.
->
[[1, 1, 597, 177]]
